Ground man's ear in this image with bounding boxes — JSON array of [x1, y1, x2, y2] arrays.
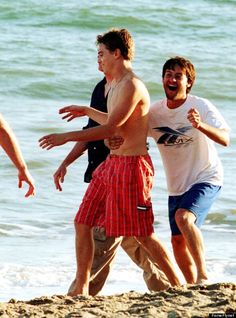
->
[[114, 48, 121, 59]]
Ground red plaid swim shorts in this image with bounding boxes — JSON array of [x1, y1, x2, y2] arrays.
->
[[74, 154, 155, 237]]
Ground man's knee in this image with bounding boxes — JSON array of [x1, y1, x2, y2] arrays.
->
[[175, 209, 196, 229], [136, 236, 148, 245], [136, 233, 156, 247]]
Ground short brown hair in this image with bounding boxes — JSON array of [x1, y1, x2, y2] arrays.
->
[[162, 56, 196, 93], [96, 28, 135, 61]]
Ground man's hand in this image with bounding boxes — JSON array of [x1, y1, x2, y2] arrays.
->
[[59, 105, 89, 122], [187, 108, 201, 128], [39, 133, 68, 150], [187, 107, 229, 146], [105, 135, 124, 150], [54, 164, 67, 191], [18, 169, 35, 197]]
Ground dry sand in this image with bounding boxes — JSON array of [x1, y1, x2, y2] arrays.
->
[[0, 283, 235, 318]]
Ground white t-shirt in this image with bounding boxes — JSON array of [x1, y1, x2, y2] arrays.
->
[[149, 95, 230, 196]]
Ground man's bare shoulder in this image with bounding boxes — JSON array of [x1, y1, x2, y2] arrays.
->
[[118, 72, 148, 95], [125, 71, 143, 85], [108, 70, 150, 114]]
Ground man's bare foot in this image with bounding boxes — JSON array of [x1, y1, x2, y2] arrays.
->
[[196, 278, 209, 285], [67, 279, 89, 296], [67, 279, 76, 295]]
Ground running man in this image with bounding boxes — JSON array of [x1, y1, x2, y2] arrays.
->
[[39, 28, 180, 295]]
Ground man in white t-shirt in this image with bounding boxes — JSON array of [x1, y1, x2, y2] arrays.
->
[[149, 56, 230, 284]]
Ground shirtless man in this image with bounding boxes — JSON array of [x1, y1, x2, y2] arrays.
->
[[54, 57, 170, 295], [39, 28, 180, 295]]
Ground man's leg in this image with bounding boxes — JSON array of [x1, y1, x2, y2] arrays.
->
[[89, 228, 123, 296], [136, 233, 181, 287], [169, 183, 221, 284], [171, 233, 197, 284], [121, 237, 171, 291], [175, 209, 207, 283], [68, 223, 94, 296], [68, 229, 122, 296]]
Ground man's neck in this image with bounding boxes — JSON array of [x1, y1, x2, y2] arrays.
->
[[167, 97, 187, 109], [105, 74, 112, 84], [112, 60, 132, 81]]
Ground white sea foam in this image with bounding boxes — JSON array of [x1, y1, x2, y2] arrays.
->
[[208, 260, 236, 284], [0, 263, 74, 301]]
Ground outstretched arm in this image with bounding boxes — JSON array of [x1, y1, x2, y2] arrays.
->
[[0, 114, 35, 197], [59, 105, 108, 125], [39, 78, 144, 150], [54, 141, 87, 191], [187, 108, 230, 147], [39, 124, 115, 150]]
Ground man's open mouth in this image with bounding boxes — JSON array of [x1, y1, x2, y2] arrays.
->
[[168, 85, 177, 91]]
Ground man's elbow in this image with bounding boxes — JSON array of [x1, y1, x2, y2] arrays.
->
[[220, 133, 230, 147], [222, 137, 230, 147]]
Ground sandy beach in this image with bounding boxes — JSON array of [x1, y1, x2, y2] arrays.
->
[[0, 283, 235, 318]]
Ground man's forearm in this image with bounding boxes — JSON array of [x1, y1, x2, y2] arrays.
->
[[62, 141, 88, 168], [0, 124, 27, 172], [63, 124, 116, 143], [197, 123, 230, 147], [86, 107, 108, 125]]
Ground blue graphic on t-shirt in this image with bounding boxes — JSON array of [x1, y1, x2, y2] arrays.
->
[[153, 126, 193, 146]]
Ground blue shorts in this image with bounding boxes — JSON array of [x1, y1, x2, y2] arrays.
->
[[169, 182, 221, 236]]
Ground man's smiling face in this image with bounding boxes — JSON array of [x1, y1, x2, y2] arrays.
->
[[162, 65, 191, 101]]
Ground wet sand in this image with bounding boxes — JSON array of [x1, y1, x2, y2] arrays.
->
[[0, 283, 235, 317]]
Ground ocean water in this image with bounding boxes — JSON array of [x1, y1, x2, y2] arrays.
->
[[0, 0, 235, 301]]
